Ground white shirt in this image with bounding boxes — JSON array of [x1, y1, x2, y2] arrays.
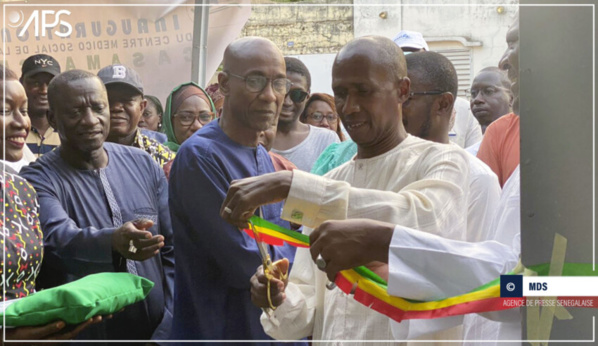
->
[[387, 166, 521, 344], [463, 166, 521, 345], [261, 135, 470, 344], [1, 146, 36, 173], [466, 141, 482, 156], [399, 148, 501, 344], [450, 98, 483, 148], [463, 149, 502, 242], [271, 125, 340, 172]]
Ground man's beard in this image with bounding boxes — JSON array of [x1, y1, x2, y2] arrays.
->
[[418, 113, 432, 139]]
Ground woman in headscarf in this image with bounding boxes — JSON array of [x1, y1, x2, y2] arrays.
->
[[162, 82, 217, 152], [205, 83, 224, 115]]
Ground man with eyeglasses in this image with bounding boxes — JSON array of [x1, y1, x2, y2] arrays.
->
[[393, 30, 483, 150], [220, 36, 470, 343], [270, 57, 339, 172], [168, 37, 304, 344], [98, 64, 175, 168], [403, 51, 500, 242], [468, 67, 513, 135]]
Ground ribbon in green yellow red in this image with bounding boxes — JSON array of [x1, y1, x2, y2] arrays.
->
[[243, 216, 598, 322], [244, 216, 310, 248]]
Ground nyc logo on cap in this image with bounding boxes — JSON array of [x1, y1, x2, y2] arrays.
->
[[34, 58, 54, 67]]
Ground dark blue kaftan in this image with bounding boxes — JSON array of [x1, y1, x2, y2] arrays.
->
[[21, 143, 174, 341], [168, 120, 304, 345]]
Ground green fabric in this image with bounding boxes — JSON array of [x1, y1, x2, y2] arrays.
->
[[3, 273, 154, 327], [162, 82, 216, 152], [310, 139, 358, 176]]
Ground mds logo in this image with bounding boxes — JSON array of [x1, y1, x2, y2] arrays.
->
[[8, 10, 72, 38]]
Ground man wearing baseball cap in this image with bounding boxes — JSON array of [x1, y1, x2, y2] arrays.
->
[[22, 54, 61, 157], [97, 64, 174, 168], [393, 30, 430, 53]]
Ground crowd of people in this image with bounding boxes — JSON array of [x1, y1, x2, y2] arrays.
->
[[1, 13, 521, 345]]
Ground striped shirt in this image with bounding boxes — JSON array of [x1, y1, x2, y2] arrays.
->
[[26, 126, 60, 157]]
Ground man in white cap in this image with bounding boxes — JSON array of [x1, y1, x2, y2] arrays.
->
[[392, 30, 429, 53], [393, 30, 483, 149]]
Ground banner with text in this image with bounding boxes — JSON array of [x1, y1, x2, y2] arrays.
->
[[2, 1, 251, 102]]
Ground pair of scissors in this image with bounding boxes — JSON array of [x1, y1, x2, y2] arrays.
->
[[248, 217, 283, 324]]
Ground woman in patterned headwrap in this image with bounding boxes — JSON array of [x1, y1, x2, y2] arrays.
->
[[0, 66, 103, 341], [162, 82, 217, 152], [205, 83, 224, 115]]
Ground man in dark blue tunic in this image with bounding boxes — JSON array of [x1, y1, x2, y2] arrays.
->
[[168, 37, 304, 344], [21, 70, 174, 341]]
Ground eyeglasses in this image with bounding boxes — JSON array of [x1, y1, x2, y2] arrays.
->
[[228, 72, 291, 95], [308, 112, 338, 123], [409, 91, 446, 97], [465, 87, 508, 100], [404, 91, 447, 106], [287, 89, 309, 103], [174, 111, 214, 126]]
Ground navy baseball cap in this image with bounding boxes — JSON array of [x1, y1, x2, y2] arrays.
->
[[97, 64, 144, 95]]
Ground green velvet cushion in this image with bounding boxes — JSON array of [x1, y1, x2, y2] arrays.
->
[[3, 273, 154, 327]]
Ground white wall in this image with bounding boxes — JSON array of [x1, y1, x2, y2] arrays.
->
[[353, 0, 519, 81], [289, 53, 337, 95]]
